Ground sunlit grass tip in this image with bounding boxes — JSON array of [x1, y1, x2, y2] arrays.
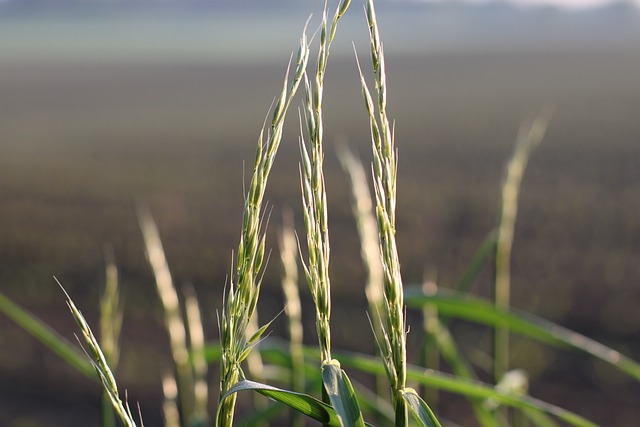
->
[[56, 277, 141, 427]]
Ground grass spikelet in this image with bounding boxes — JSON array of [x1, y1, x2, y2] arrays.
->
[[216, 27, 310, 427], [57, 278, 139, 427], [137, 205, 195, 422], [357, 0, 409, 424], [299, 0, 351, 368], [338, 144, 387, 402], [183, 284, 209, 424], [337, 144, 384, 338]]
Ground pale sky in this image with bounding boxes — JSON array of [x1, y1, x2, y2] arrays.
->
[[418, 0, 639, 9]]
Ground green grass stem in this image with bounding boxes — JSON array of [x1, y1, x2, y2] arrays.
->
[[494, 114, 549, 386]]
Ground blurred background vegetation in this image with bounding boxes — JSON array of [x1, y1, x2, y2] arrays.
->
[[0, 1, 639, 425]]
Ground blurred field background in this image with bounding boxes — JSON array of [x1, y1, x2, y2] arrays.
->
[[1, 1, 640, 425]]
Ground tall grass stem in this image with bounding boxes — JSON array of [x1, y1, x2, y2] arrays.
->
[[494, 115, 549, 386]]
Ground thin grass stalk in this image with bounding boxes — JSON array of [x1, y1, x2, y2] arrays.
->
[[216, 31, 310, 427], [337, 144, 386, 399], [493, 115, 548, 424], [100, 247, 123, 427], [494, 115, 549, 386], [279, 211, 305, 427], [357, 0, 409, 424], [183, 284, 209, 425], [137, 206, 195, 422], [58, 279, 139, 427], [299, 0, 351, 368]]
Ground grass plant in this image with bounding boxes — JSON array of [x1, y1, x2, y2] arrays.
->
[[58, 278, 141, 427], [298, 0, 351, 366], [494, 114, 549, 387], [355, 0, 417, 424], [1, 1, 640, 427], [215, 23, 310, 427]]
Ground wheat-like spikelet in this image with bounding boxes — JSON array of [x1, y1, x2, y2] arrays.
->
[[299, 0, 351, 367], [183, 283, 209, 424], [337, 144, 384, 335], [216, 29, 310, 427], [58, 278, 140, 427], [357, 0, 408, 423], [137, 205, 195, 421]]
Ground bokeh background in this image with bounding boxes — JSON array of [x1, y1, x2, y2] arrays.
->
[[1, 0, 639, 425]]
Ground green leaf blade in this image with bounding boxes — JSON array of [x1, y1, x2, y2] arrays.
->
[[322, 361, 366, 427], [219, 379, 342, 427], [404, 288, 640, 381], [0, 292, 95, 379], [401, 388, 441, 427]]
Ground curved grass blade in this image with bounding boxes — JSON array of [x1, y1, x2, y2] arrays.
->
[[322, 361, 366, 427], [0, 291, 95, 379], [218, 379, 342, 426], [207, 340, 594, 426], [334, 350, 597, 427], [401, 388, 441, 427], [404, 288, 640, 381]]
